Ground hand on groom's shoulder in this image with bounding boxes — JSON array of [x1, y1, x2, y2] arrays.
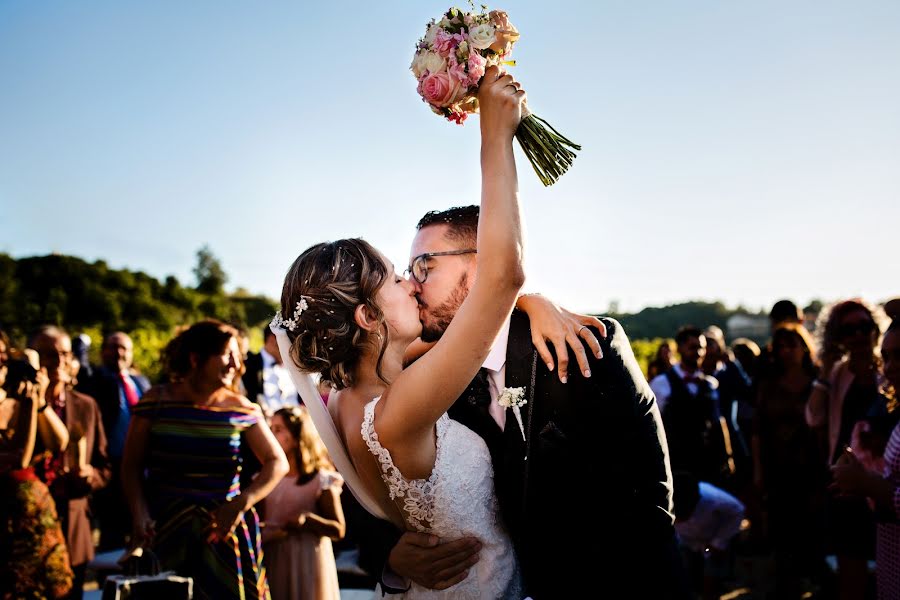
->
[[581, 317, 659, 413]]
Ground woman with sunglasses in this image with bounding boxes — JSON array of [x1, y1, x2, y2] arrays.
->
[[807, 299, 890, 600]]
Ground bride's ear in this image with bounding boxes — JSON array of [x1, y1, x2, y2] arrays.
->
[[353, 304, 379, 333]]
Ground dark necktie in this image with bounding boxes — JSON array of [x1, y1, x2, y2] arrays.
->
[[464, 368, 493, 408]]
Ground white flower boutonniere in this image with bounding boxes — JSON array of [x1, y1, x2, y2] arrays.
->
[[497, 386, 526, 409], [498, 387, 527, 442]]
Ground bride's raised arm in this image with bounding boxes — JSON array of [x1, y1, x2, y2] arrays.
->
[[377, 66, 526, 443]]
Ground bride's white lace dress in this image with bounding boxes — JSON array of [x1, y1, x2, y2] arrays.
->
[[362, 398, 523, 599]]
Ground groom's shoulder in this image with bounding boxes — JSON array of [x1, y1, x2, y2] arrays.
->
[[596, 316, 633, 352]]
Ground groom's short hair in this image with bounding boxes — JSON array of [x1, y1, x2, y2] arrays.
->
[[416, 205, 479, 248]]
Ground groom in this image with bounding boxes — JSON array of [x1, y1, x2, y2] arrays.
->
[[358, 206, 687, 598]]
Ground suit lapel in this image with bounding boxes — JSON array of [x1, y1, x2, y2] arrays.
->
[[504, 310, 534, 449]]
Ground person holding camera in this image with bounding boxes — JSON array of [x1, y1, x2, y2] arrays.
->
[[30, 325, 112, 600], [0, 327, 74, 599]]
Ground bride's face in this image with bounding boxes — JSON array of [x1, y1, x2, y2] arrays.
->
[[374, 254, 422, 343]]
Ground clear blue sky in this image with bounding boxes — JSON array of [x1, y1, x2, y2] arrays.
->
[[2, 1, 898, 313]]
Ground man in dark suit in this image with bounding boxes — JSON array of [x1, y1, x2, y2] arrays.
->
[[357, 206, 687, 599], [32, 327, 112, 600], [78, 331, 149, 550]]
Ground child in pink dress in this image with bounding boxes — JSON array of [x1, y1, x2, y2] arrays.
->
[[263, 406, 345, 600]]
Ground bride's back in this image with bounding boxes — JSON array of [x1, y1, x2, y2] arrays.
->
[[328, 387, 410, 529]]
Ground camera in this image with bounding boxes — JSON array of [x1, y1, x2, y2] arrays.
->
[[1, 356, 39, 397]]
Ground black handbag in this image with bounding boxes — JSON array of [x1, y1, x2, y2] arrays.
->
[[101, 548, 193, 600]]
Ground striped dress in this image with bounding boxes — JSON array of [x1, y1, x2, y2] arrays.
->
[[133, 394, 268, 600]]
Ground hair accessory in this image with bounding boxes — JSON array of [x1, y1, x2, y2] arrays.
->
[[271, 297, 310, 331]]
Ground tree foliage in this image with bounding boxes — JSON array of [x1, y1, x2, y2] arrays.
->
[[0, 252, 276, 382], [607, 301, 763, 342], [193, 244, 228, 295]]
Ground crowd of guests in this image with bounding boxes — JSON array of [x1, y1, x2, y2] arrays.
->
[[2, 294, 899, 599], [0, 322, 344, 600], [648, 298, 900, 600]]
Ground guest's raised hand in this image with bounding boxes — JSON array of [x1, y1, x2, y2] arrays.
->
[[478, 65, 526, 141], [388, 531, 482, 590]]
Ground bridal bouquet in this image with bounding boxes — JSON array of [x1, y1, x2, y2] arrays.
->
[[411, 6, 580, 186]]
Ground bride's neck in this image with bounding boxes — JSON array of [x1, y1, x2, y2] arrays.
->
[[352, 339, 406, 399]]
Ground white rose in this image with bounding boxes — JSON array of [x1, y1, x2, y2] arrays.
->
[[422, 51, 447, 75], [411, 51, 447, 78], [467, 23, 496, 50], [411, 50, 428, 78], [423, 23, 441, 46]]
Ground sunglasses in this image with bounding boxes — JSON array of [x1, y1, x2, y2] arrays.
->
[[404, 249, 477, 284], [838, 321, 875, 339]]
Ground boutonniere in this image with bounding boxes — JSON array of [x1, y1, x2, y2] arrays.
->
[[498, 387, 527, 442]]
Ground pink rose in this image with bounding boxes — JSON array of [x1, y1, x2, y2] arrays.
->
[[488, 10, 519, 56], [433, 29, 464, 58], [467, 52, 486, 85], [419, 71, 464, 108], [448, 54, 468, 84]]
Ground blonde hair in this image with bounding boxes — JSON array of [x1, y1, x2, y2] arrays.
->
[[273, 406, 333, 479]]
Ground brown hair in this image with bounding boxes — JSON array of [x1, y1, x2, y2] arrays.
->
[[882, 319, 899, 411], [769, 322, 819, 378], [815, 298, 888, 358], [279, 239, 390, 390], [273, 406, 333, 482], [163, 320, 240, 384]]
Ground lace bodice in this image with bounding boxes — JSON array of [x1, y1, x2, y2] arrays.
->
[[362, 399, 522, 599]]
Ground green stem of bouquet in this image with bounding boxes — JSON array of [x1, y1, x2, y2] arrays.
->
[[515, 114, 581, 187]]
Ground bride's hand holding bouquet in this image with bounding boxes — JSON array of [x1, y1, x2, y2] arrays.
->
[[412, 6, 579, 186], [477, 66, 526, 146]]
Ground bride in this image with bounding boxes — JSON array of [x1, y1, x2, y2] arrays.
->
[[272, 66, 526, 598]]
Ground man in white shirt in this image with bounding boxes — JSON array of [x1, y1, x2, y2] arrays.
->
[[649, 326, 717, 412], [673, 471, 746, 596], [650, 326, 735, 487], [242, 326, 299, 416]]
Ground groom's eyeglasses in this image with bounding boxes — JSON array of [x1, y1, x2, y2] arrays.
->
[[404, 249, 477, 284]]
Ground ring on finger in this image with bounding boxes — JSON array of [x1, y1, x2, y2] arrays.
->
[[577, 325, 588, 334]]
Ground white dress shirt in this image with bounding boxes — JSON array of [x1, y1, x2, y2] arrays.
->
[[675, 482, 745, 552], [649, 364, 718, 413], [483, 318, 511, 431], [260, 347, 299, 415]]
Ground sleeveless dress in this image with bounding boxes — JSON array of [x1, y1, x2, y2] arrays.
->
[[361, 398, 522, 600], [133, 397, 269, 600], [262, 470, 343, 600]]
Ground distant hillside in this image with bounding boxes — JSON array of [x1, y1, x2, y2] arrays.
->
[[0, 252, 276, 380], [607, 301, 766, 342], [0, 253, 790, 381]]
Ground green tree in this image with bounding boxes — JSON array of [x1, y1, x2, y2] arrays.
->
[[193, 245, 228, 295]]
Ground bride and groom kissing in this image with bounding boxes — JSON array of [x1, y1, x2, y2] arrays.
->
[[271, 68, 688, 599]]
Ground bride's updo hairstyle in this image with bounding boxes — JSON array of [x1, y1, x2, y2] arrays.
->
[[279, 239, 390, 390]]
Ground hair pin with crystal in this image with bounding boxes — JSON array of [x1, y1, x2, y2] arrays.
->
[[271, 296, 310, 331]]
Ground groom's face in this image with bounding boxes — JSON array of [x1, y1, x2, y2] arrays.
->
[[409, 224, 475, 343]]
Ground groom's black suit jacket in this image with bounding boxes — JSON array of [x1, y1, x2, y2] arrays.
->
[[355, 312, 687, 599]]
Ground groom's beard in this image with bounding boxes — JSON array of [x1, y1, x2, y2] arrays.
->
[[419, 273, 469, 343]]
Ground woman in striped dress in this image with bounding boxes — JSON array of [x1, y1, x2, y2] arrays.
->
[[122, 320, 289, 600]]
